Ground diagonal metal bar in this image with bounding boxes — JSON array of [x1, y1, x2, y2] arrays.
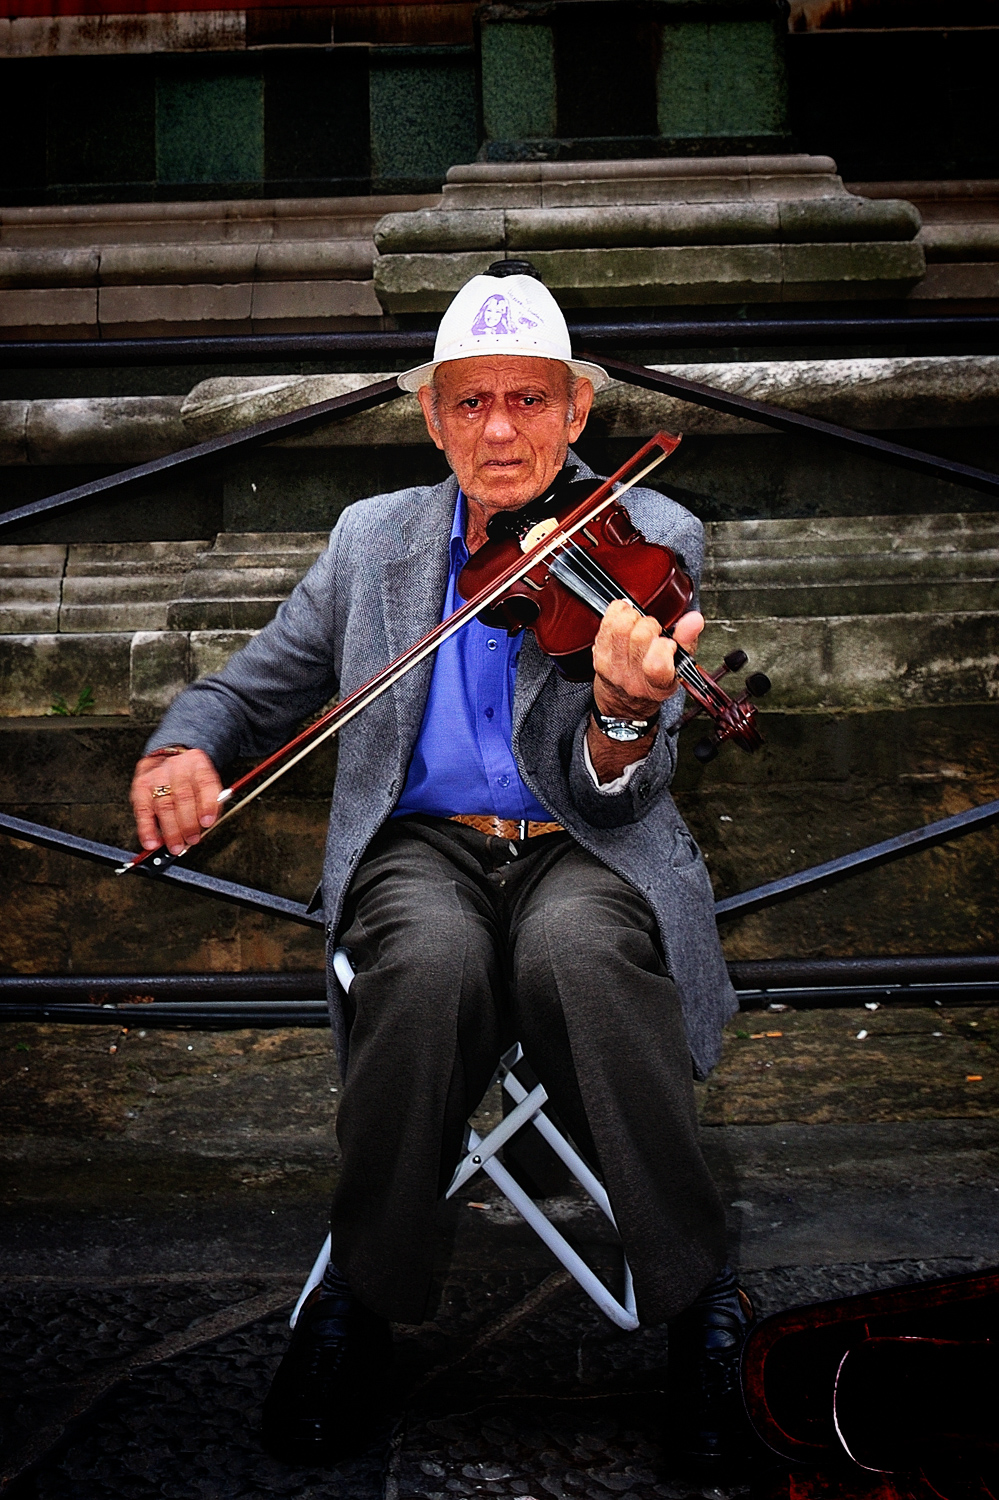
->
[[0, 813, 323, 927], [589, 352, 999, 498], [6, 798, 999, 937], [0, 376, 403, 536], [714, 798, 999, 921]]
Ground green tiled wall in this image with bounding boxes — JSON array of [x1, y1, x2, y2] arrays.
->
[[657, 20, 789, 139], [480, 22, 557, 142], [369, 45, 477, 193], [156, 69, 265, 186]]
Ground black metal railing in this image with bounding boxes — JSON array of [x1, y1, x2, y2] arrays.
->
[[3, 313, 999, 367], [3, 800, 997, 1025], [2, 958, 997, 1028]]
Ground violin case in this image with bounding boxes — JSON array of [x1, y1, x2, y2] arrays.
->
[[740, 1265, 999, 1500]]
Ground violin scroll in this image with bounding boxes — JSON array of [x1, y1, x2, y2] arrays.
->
[[685, 649, 772, 764]]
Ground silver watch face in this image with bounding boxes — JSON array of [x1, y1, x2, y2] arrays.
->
[[602, 720, 645, 742]]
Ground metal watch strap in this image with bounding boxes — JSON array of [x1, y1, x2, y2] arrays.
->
[[590, 700, 661, 742]]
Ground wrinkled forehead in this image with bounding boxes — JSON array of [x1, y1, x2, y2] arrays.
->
[[432, 354, 574, 396]]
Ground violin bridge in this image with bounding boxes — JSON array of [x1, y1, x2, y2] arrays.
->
[[519, 517, 559, 552]]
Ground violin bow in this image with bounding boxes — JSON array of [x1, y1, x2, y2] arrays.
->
[[118, 431, 680, 877]]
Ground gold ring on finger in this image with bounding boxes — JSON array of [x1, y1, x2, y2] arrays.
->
[[152, 785, 173, 798]]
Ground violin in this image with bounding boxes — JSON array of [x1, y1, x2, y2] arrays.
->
[[458, 456, 769, 763], [120, 431, 768, 877]]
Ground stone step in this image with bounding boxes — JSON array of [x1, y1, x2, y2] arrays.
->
[[373, 242, 926, 315], [0, 195, 439, 250], [4, 520, 998, 635], [706, 513, 999, 556], [60, 576, 190, 635], [1, 514, 997, 718], [210, 531, 330, 553], [176, 566, 312, 599], [0, 536, 326, 635], [374, 197, 920, 255], [704, 549, 999, 584], [0, 601, 61, 633], [439, 155, 851, 209], [166, 600, 290, 632], [703, 579, 999, 619], [0, 544, 65, 576], [65, 541, 213, 576], [5, 356, 997, 467], [0, 240, 376, 290]]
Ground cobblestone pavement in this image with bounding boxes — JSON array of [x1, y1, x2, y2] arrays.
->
[[2, 1014, 997, 1499], [3, 1256, 994, 1500]]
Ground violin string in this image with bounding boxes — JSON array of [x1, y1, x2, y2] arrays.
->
[[161, 450, 674, 852], [550, 538, 730, 711]]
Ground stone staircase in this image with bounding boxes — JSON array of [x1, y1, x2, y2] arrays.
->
[[3, 515, 997, 720], [0, 195, 437, 341]]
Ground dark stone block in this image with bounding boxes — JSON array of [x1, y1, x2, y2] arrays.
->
[[264, 49, 370, 189], [46, 57, 156, 190], [0, 467, 224, 546], [572, 428, 999, 524], [221, 447, 451, 533], [0, 61, 48, 204], [788, 29, 999, 181], [554, 4, 659, 140]]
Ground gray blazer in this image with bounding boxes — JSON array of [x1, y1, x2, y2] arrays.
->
[[150, 462, 738, 1079]]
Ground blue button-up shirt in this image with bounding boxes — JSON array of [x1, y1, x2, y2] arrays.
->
[[393, 492, 552, 822]]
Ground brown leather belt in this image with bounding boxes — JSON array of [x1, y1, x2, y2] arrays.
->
[[449, 814, 564, 840]]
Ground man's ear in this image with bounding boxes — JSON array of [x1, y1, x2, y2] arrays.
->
[[568, 378, 594, 443], [417, 385, 446, 452]]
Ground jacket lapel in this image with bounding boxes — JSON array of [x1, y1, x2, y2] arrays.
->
[[379, 476, 457, 754]]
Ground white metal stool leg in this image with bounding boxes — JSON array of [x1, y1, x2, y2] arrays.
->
[[446, 1044, 638, 1330], [290, 1234, 331, 1329], [294, 950, 639, 1332]]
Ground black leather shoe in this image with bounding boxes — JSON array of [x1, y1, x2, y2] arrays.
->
[[262, 1285, 394, 1463], [664, 1281, 755, 1474]]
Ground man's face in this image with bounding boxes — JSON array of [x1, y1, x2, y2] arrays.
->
[[417, 355, 593, 519]]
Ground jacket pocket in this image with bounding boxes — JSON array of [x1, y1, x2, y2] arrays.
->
[[671, 829, 701, 869]]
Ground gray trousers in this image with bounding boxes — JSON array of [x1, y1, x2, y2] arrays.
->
[[331, 815, 727, 1326]]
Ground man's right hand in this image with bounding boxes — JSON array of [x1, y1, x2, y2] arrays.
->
[[130, 748, 223, 855]]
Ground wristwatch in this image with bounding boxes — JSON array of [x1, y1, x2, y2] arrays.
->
[[591, 701, 661, 742]]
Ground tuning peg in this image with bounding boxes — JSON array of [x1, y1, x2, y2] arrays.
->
[[745, 672, 771, 697], [694, 737, 719, 765], [723, 649, 748, 673]]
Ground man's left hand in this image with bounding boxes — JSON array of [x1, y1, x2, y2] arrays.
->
[[592, 602, 704, 719]]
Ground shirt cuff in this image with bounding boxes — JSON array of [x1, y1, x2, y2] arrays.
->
[[583, 735, 650, 794]]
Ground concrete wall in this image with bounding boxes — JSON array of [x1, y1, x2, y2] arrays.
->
[[2, 705, 997, 975]]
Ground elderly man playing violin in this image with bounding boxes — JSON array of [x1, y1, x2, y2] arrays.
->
[[130, 264, 749, 1474]]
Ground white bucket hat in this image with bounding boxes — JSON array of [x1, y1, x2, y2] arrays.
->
[[397, 270, 610, 393]]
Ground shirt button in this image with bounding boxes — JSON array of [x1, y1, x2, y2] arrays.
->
[[484, 707, 494, 720], [487, 639, 497, 651], [498, 775, 510, 787]]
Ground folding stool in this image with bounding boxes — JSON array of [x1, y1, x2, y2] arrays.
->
[[290, 948, 639, 1332]]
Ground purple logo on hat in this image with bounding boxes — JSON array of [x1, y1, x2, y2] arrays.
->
[[470, 293, 541, 337], [471, 293, 515, 336]]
